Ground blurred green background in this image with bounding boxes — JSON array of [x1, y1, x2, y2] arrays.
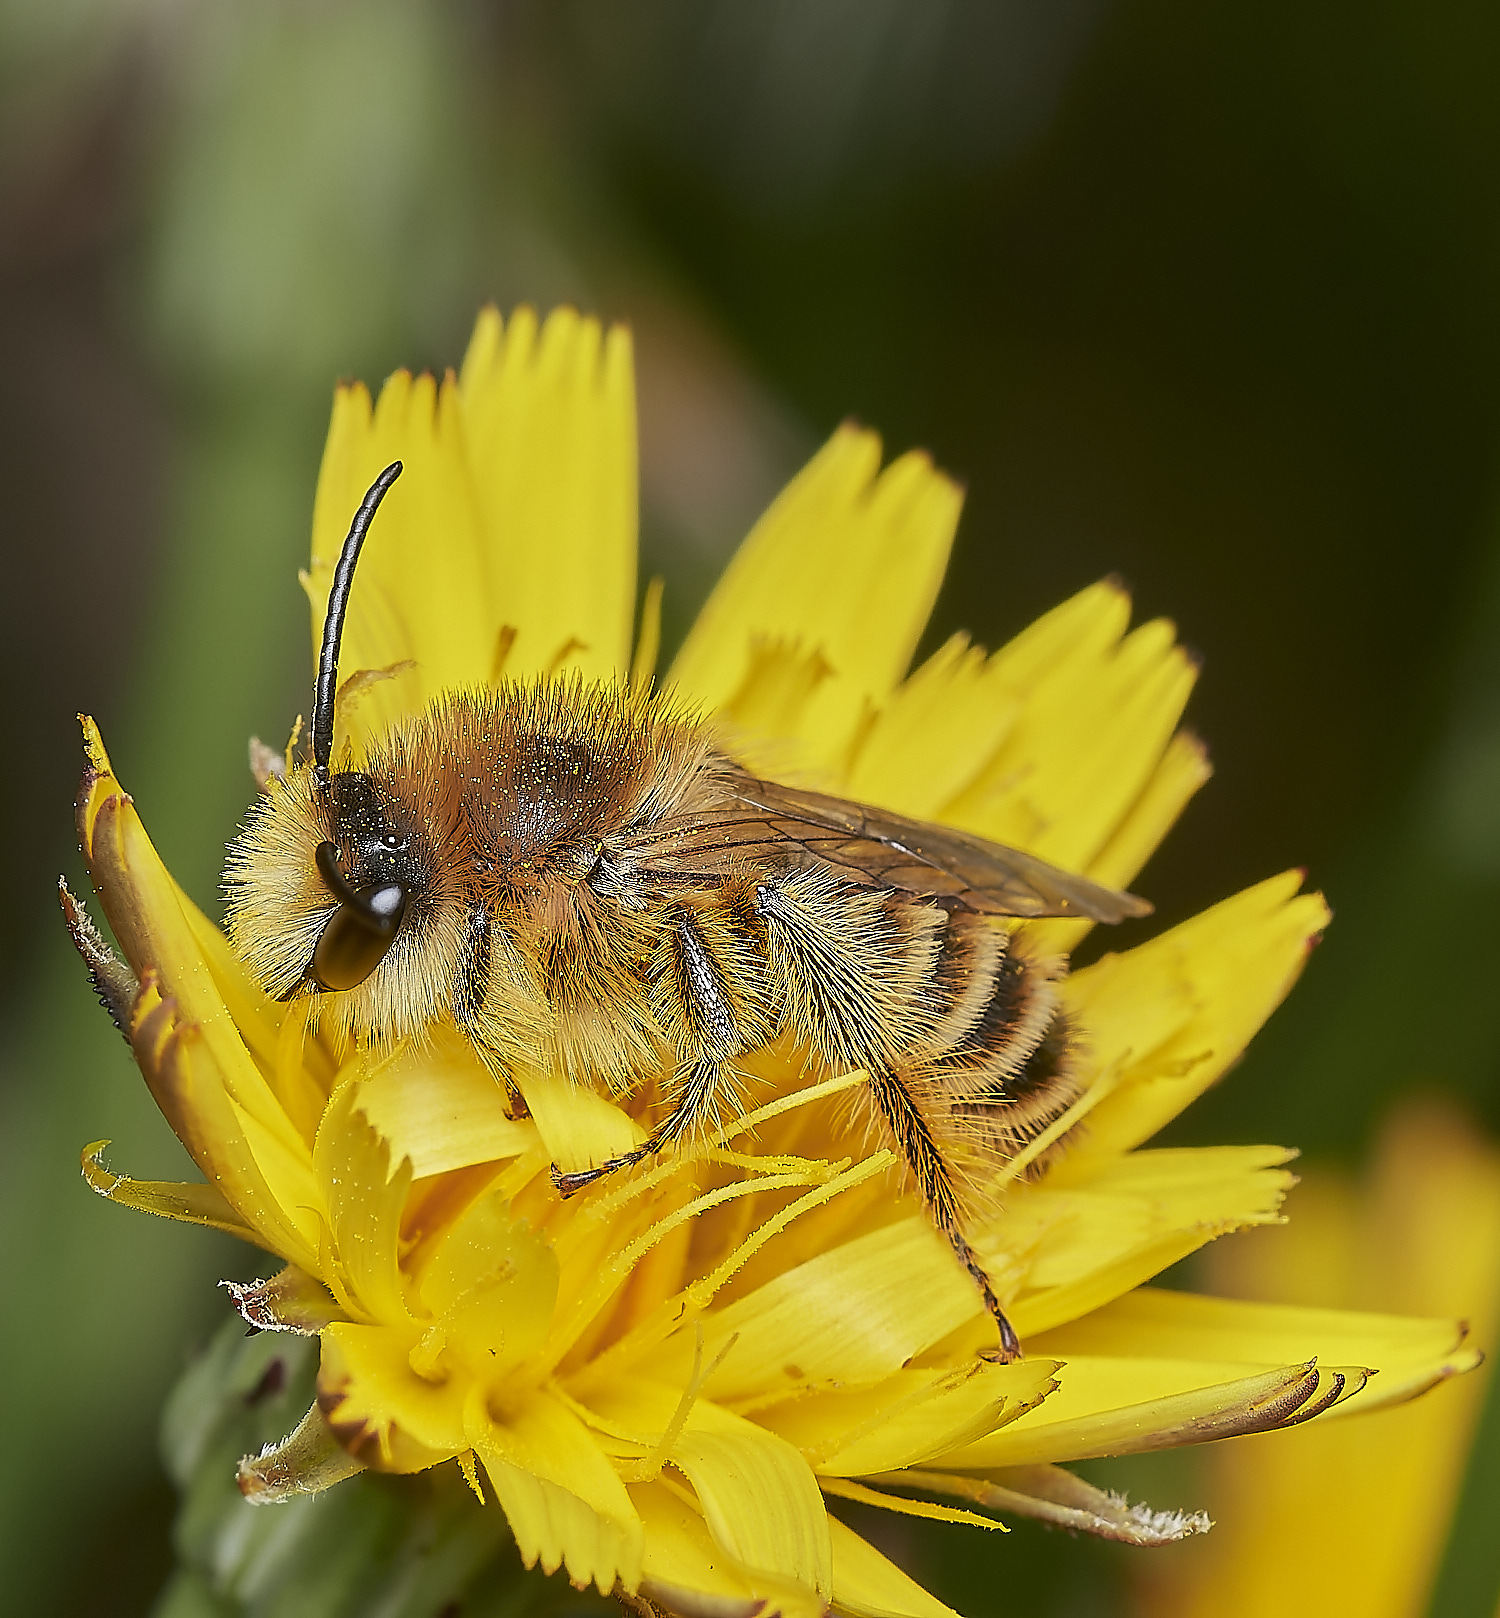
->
[[3, 1, 1499, 1613]]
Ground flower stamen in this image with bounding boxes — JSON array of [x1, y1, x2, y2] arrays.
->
[[617, 1322, 741, 1483], [819, 1476, 1002, 1530], [548, 1167, 853, 1367], [576, 1152, 896, 1392], [579, 1067, 872, 1227]]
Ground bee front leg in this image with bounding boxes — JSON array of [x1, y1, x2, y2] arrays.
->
[[453, 900, 530, 1120], [551, 1150, 646, 1196], [552, 1058, 726, 1196], [554, 898, 768, 1197]]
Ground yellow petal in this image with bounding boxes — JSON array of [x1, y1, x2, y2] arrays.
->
[[934, 1357, 1358, 1468], [126, 979, 319, 1269], [80, 1141, 261, 1245], [843, 633, 1021, 817], [79, 721, 315, 1178], [309, 370, 492, 746], [671, 424, 961, 772], [468, 1387, 643, 1593], [1030, 1285, 1473, 1417], [317, 1321, 469, 1467], [633, 1481, 824, 1618], [993, 1145, 1296, 1338], [941, 585, 1197, 872], [1050, 871, 1330, 1176], [632, 576, 665, 695], [962, 577, 1129, 692], [1026, 728, 1212, 958], [513, 1063, 646, 1175], [690, 1217, 977, 1403], [417, 1186, 558, 1379], [171, 876, 318, 1099], [827, 1514, 964, 1618], [670, 1408, 833, 1598], [459, 305, 638, 682], [182, 902, 336, 1150], [715, 640, 837, 764], [574, 1378, 830, 1596], [757, 1358, 1060, 1476], [1076, 727, 1212, 893], [312, 1088, 413, 1326], [356, 1029, 536, 1180], [561, 1152, 898, 1386]]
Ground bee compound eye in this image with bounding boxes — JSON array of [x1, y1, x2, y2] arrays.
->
[[309, 882, 407, 992]]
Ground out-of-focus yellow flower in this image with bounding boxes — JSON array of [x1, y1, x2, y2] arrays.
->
[[1134, 1097, 1500, 1618], [68, 306, 1481, 1618]]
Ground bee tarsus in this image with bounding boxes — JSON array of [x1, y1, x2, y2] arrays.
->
[[550, 1148, 650, 1198]]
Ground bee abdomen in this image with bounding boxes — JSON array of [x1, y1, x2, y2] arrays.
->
[[919, 918, 1057, 1074], [920, 918, 1082, 1167]]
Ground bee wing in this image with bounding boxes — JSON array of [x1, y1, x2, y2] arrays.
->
[[637, 771, 1152, 923]]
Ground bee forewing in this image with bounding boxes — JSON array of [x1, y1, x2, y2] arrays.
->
[[639, 770, 1152, 923]]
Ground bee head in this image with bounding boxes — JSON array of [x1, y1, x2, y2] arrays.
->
[[224, 745, 455, 1036], [302, 770, 414, 993]]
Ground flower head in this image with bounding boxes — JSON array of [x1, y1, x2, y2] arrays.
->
[[69, 305, 1479, 1618]]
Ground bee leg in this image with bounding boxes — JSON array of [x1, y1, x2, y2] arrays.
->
[[558, 898, 762, 1197], [646, 1056, 730, 1152], [450, 901, 531, 1121], [552, 1152, 644, 1196], [957, 1237, 1022, 1363], [552, 1058, 727, 1196], [551, 1127, 664, 1195], [867, 1064, 1022, 1362]]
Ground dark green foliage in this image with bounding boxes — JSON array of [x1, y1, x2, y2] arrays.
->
[[152, 1319, 610, 1618]]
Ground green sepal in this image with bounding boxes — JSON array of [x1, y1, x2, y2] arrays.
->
[[154, 1314, 614, 1618]]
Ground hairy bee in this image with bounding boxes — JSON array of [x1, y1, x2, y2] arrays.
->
[[226, 464, 1150, 1358]]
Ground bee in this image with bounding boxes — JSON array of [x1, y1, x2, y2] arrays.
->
[[225, 463, 1151, 1359]]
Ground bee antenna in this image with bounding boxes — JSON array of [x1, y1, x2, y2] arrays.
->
[[311, 460, 403, 787]]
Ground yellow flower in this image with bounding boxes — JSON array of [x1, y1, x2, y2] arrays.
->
[[68, 305, 1480, 1618], [1133, 1097, 1500, 1618]]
